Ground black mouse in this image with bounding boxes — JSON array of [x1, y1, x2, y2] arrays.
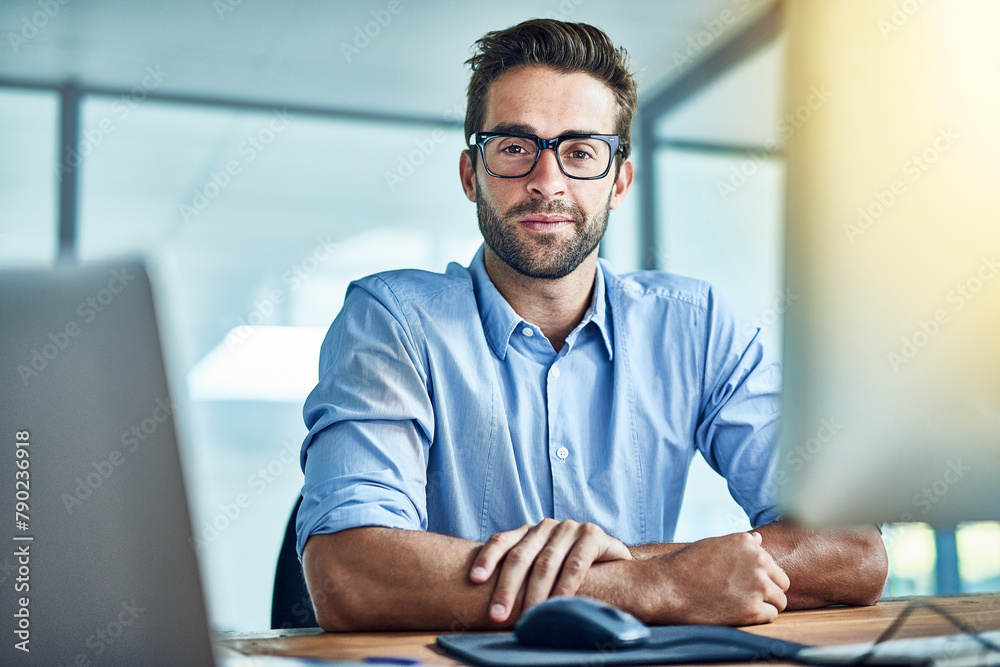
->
[[514, 596, 651, 650]]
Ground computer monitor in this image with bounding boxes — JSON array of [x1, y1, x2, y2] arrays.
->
[[0, 263, 219, 665], [776, 1, 1000, 526]]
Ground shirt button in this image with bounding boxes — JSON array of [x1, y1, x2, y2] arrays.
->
[[556, 446, 569, 460], [551, 366, 561, 378], [522, 327, 534, 337]]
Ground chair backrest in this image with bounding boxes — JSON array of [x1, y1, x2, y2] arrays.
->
[[271, 496, 319, 628]]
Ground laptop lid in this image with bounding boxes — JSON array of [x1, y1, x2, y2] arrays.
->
[[0, 263, 216, 666]]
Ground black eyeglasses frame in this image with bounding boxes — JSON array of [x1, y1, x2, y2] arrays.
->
[[467, 131, 623, 180]]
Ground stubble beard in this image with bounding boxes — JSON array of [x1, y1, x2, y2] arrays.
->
[[476, 184, 611, 280]]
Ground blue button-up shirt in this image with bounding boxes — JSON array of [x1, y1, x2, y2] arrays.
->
[[296, 246, 782, 557]]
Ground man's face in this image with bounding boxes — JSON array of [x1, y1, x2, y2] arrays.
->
[[460, 66, 633, 280]]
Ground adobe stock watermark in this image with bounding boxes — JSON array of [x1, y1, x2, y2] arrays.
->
[[742, 289, 800, 338], [273, 590, 321, 631], [897, 459, 970, 522], [878, 0, 928, 40], [58, 599, 146, 666], [286, 574, 343, 631], [213, 0, 243, 20], [670, 0, 751, 75], [53, 65, 168, 182], [16, 267, 137, 385], [773, 416, 843, 488], [340, 0, 403, 64], [6, 0, 70, 53], [385, 100, 464, 192], [843, 126, 960, 243], [385, 130, 449, 191], [60, 398, 175, 514], [224, 235, 337, 351], [178, 107, 294, 223], [643, 246, 674, 270], [717, 84, 832, 201], [190, 438, 301, 553], [887, 253, 998, 372], [545, 0, 587, 21]]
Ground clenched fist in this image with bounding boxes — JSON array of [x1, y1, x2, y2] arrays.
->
[[657, 531, 790, 626]]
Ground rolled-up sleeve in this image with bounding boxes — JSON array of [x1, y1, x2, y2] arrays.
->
[[693, 286, 783, 529], [295, 276, 434, 558]]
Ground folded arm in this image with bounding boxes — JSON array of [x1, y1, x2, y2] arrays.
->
[[628, 520, 888, 608], [302, 523, 789, 632]]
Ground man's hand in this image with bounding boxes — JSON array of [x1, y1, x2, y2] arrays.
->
[[469, 518, 633, 622], [656, 532, 790, 626]]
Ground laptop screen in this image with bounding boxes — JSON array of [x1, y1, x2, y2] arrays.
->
[[1, 263, 216, 666]]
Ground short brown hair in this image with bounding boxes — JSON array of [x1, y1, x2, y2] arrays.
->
[[465, 19, 637, 164]]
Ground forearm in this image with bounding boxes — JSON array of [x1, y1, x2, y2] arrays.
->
[[303, 525, 683, 631], [303, 526, 519, 631], [755, 521, 888, 609], [304, 526, 793, 630], [590, 532, 792, 626], [628, 542, 687, 559], [575, 556, 677, 624]]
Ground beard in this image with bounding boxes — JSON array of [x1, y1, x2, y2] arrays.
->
[[476, 186, 611, 280]]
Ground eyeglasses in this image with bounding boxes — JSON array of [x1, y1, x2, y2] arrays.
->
[[468, 131, 622, 180]]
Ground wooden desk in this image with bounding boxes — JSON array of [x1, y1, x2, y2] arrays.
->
[[218, 594, 1000, 666]]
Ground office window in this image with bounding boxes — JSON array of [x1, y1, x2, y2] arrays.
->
[[657, 150, 785, 352], [76, 95, 479, 631], [600, 158, 641, 271], [883, 524, 937, 596], [958, 522, 1000, 592], [0, 89, 58, 264], [664, 38, 787, 541], [2, 85, 639, 632]]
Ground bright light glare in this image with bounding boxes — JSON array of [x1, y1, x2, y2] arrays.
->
[[187, 325, 327, 402]]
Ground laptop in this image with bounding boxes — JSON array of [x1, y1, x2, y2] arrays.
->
[[0, 263, 337, 666]]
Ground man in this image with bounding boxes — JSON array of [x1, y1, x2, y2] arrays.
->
[[297, 18, 887, 632]]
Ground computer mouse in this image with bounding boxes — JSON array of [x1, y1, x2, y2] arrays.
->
[[514, 596, 651, 650]]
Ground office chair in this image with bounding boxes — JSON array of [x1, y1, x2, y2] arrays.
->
[[270, 495, 319, 628]]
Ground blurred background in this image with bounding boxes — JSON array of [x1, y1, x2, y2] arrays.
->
[[1, 0, 996, 631]]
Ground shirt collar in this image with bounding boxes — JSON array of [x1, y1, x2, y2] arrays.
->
[[468, 245, 614, 361], [588, 260, 614, 360]]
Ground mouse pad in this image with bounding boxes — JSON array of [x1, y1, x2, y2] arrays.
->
[[437, 624, 809, 666]]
